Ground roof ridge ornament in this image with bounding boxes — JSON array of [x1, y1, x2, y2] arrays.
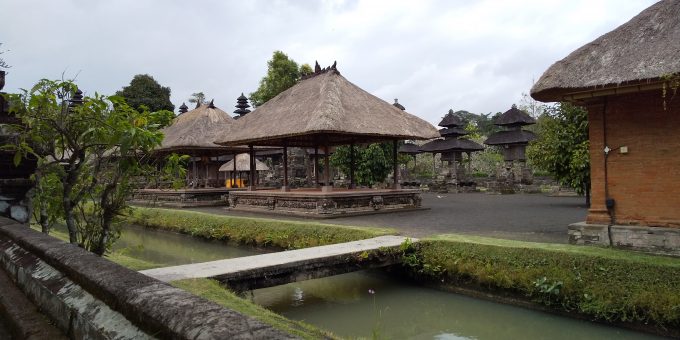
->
[[208, 99, 216, 109], [233, 92, 251, 119], [178, 102, 189, 114], [302, 60, 341, 80]]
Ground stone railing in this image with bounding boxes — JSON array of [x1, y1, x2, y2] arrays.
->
[[0, 217, 295, 339]]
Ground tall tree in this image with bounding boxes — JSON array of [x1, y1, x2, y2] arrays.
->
[[8, 79, 183, 255], [250, 51, 310, 107], [527, 102, 590, 205], [188, 92, 207, 107], [116, 74, 174, 112]]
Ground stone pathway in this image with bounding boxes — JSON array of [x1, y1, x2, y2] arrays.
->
[[189, 192, 587, 243], [141, 235, 412, 283]]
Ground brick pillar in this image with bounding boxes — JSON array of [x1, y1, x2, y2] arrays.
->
[[585, 101, 611, 224]]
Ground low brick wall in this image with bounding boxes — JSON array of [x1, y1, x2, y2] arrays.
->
[[569, 222, 680, 256], [0, 217, 296, 339]]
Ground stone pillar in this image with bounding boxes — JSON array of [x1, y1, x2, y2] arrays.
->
[[282, 144, 289, 192], [585, 101, 610, 224]]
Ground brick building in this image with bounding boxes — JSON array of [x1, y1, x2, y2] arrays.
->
[[531, 0, 680, 253]]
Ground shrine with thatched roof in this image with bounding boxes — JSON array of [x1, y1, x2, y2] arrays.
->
[[132, 100, 255, 207], [215, 63, 439, 217], [484, 104, 537, 189], [419, 109, 484, 190], [531, 0, 680, 253]]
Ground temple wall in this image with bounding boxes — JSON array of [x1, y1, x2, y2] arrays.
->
[[586, 90, 680, 228]]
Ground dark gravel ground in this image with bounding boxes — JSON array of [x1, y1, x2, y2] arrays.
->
[[190, 192, 587, 244]]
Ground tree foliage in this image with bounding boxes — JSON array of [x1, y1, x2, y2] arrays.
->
[[527, 102, 590, 197], [116, 74, 174, 113], [188, 92, 207, 106], [330, 143, 408, 186], [249, 51, 310, 107], [6, 79, 183, 255]]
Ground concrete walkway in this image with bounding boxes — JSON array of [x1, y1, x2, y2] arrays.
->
[[141, 235, 411, 284], [190, 192, 587, 243]]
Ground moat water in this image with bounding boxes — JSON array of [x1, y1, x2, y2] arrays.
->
[[120, 226, 665, 339]]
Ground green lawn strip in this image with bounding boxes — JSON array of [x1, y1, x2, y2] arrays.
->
[[172, 278, 338, 340], [124, 206, 397, 249], [413, 234, 680, 328]]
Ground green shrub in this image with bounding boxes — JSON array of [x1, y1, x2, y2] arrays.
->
[[124, 207, 396, 249], [409, 235, 680, 329]]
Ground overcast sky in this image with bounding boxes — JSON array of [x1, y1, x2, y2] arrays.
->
[[1, 0, 656, 125]]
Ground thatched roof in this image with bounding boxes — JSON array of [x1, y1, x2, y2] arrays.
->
[[484, 130, 536, 146], [531, 0, 680, 102], [439, 127, 469, 137], [438, 110, 465, 128], [494, 105, 535, 126], [420, 138, 484, 153], [214, 68, 439, 147], [218, 153, 269, 172], [398, 143, 422, 155], [157, 102, 248, 156]]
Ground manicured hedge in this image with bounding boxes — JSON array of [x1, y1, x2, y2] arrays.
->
[[408, 235, 680, 331], [125, 207, 396, 249]]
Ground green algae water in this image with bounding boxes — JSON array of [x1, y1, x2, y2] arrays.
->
[[113, 224, 264, 266], [251, 271, 666, 340]]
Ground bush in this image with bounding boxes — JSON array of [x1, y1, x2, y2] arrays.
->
[[124, 207, 396, 249], [407, 235, 680, 331]]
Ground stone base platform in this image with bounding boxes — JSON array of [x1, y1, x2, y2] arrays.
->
[[569, 222, 680, 256], [228, 188, 424, 218], [131, 188, 238, 208]]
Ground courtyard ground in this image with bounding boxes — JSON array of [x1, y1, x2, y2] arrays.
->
[[190, 192, 587, 243]]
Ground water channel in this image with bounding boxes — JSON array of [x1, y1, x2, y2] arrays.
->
[[120, 226, 665, 339]]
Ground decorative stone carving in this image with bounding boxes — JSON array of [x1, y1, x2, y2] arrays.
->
[[228, 195, 238, 207], [317, 199, 336, 214], [413, 193, 422, 207], [370, 196, 384, 210]]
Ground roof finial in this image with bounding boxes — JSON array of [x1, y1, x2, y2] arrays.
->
[[511, 103, 517, 109], [331, 61, 337, 69], [314, 61, 321, 73], [393, 98, 405, 110], [234, 92, 251, 119], [178, 102, 188, 114], [208, 99, 215, 108]]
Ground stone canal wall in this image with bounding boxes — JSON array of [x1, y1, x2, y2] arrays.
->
[[0, 217, 296, 339]]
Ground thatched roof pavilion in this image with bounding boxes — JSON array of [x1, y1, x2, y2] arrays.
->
[[157, 100, 247, 156], [215, 64, 439, 191], [155, 101, 249, 188], [531, 0, 680, 102], [215, 66, 439, 148]]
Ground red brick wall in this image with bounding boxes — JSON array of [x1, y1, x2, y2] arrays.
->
[[585, 90, 680, 228]]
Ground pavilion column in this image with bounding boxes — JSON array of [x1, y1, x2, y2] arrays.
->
[[232, 152, 237, 188], [349, 142, 355, 189], [322, 143, 332, 193], [314, 145, 320, 188], [393, 140, 400, 190], [282, 143, 289, 192], [205, 158, 210, 187], [248, 145, 256, 191], [192, 157, 197, 189]]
